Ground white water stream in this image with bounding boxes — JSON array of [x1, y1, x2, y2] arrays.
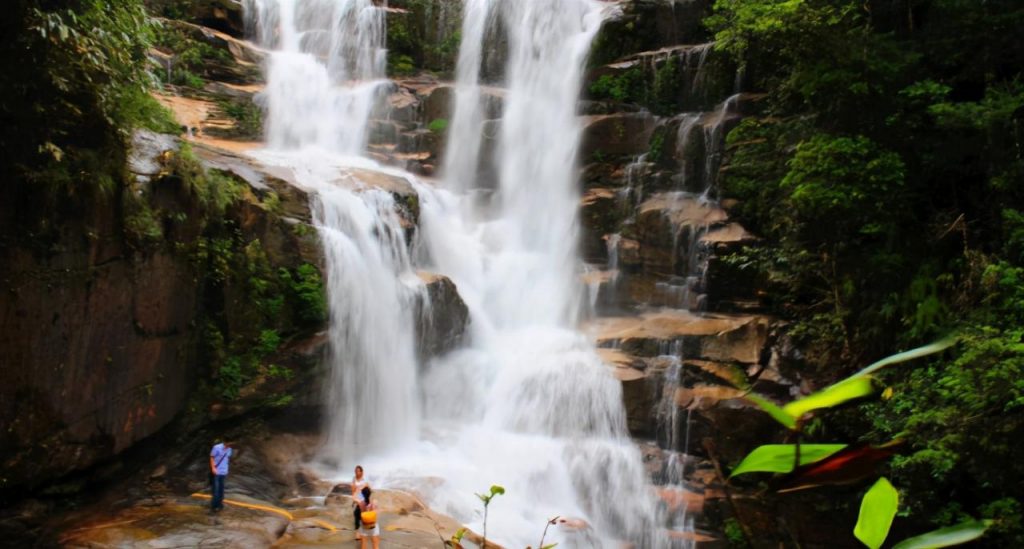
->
[[245, 1, 671, 546]]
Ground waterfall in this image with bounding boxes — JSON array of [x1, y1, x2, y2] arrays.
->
[[441, 0, 492, 194], [245, 0, 669, 546], [410, 1, 667, 546], [314, 178, 424, 459], [245, 0, 388, 154], [244, 0, 421, 458]]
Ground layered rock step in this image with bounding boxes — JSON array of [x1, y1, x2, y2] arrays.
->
[[368, 79, 505, 176], [591, 308, 795, 546], [583, 190, 761, 313]]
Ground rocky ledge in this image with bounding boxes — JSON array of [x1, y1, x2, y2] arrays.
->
[[49, 424, 470, 549]]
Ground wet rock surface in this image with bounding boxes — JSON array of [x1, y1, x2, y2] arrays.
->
[[43, 424, 469, 549], [415, 272, 470, 361]]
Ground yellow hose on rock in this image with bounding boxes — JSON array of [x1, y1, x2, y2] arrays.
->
[[190, 492, 338, 532]]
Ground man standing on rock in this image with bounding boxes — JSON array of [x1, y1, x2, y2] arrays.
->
[[209, 440, 233, 513]]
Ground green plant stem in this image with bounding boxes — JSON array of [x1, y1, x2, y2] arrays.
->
[[704, 438, 756, 547]]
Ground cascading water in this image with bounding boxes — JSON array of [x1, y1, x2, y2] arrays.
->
[[246, 0, 672, 546], [410, 2, 670, 545], [245, 0, 388, 154], [313, 176, 424, 459], [244, 0, 421, 459], [642, 92, 745, 540]]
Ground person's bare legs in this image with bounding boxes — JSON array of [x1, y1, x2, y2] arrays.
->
[[359, 533, 367, 549], [371, 534, 379, 549]]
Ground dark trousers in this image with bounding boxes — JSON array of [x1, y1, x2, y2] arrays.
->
[[354, 504, 361, 529], [211, 474, 226, 510]]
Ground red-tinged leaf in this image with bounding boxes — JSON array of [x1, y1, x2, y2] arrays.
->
[[773, 441, 904, 493]]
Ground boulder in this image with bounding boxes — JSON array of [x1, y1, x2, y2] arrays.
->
[[414, 272, 470, 360], [600, 349, 660, 436], [581, 188, 626, 262], [631, 192, 728, 275], [419, 84, 454, 124], [580, 112, 658, 160]]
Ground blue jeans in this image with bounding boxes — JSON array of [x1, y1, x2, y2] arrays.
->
[[211, 474, 226, 510]]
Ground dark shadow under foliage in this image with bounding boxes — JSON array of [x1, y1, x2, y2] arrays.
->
[[710, 0, 1024, 544]]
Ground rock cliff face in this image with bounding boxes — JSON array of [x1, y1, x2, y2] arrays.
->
[[575, 1, 812, 542], [1, 246, 198, 490], [2, 111, 470, 500], [1, 131, 309, 493]]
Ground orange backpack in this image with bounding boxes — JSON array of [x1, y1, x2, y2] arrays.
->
[[360, 509, 377, 528]]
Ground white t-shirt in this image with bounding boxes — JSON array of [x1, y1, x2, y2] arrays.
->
[[353, 476, 369, 499]]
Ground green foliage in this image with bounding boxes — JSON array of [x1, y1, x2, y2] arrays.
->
[[590, 69, 644, 104], [708, 0, 825, 62], [152, 19, 231, 89], [385, 1, 460, 75], [215, 98, 263, 139], [862, 280, 1024, 544], [428, 118, 449, 134], [280, 264, 327, 327], [124, 190, 165, 247], [745, 394, 797, 430], [588, 58, 687, 115], [782, 376, 876, 420], [1, 0, 183, 243], [25, 0, 158, 132], [744, 339, 951, 430], [730, 444, 846, 477], [261, 191, 282, 214], [723, 517, 749, 548], [651, 55, 683, 113], [732, 342, 966, 545], [120, 91, 181, 134], [853, 338, 958, 378], [445, 527, 467, 548], [263, 364, 293, 381], [854, 477, 899, 549], [709, 0, 1024, 544], [265, 394, 294, 408], [474, 485, 505, 549], [647, 126, 668, 164], [256, 330, 281, 357], [891, 519, 992, 549], [218, 356, 244, 400], [782, 135, 904, 237], [476, 484, 505, 506], [388, 54, 417, 77]]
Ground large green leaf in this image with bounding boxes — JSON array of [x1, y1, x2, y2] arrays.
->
[[854, 337, 957, 377], [783, 376, 876, 419], [746, 394, 798, 429], [773, 442, 902, 493], [730, 444, 847, 477], [892, 519, 992, 549], [854, 477, 899, 549]]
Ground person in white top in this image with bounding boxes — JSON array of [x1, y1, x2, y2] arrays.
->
[[352, 465, 370, 530]]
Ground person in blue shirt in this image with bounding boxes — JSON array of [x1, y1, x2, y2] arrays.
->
[[209, 440, 233, 512]]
